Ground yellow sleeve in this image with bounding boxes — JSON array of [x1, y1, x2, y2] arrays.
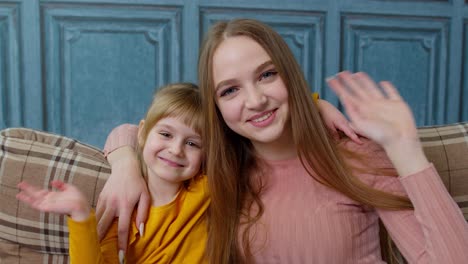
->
[[67, 211, 119, 264], [312, 92, 319, 104]]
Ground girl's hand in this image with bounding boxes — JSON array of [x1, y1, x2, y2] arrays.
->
[[316, 99, 363, 144], [16, 180, 90, 222], [327, 71, 430, 176]]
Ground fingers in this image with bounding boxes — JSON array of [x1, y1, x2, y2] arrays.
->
[[329, 71, 386, 102], [338, 71, 373, 100], [17, 181, 46, 202], [135, 191, 151, 235], [16, 191, 37, 205], [97, 206, 114, 241], [117, 206, 132, 252], [327, 76, 361, 121], [354, 72, 384, 99], [337, 121, 364, 144], [50, 180, 67, 191], [380, 81, 402, 100]]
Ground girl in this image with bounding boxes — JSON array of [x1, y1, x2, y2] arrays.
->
[[17, 83, 209, 263], [97, 19, 468, 263]]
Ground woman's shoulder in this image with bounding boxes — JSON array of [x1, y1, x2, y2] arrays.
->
[[338, 137, 393, 168], [338, 136, 383, 154], [338, 137, 406, 194]]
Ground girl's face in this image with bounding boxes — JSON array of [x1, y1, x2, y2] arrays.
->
[[141, 116, 203, 184], [212, 36, 291, 156]]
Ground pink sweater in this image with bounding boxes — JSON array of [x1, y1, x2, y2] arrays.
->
[[104, 124, 468, 263]]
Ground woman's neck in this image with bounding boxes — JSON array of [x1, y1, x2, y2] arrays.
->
[[252, 125, 298, 161], [146, 171, 182, 207]]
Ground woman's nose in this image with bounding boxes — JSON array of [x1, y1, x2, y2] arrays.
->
[[245, 84, 267, 109]]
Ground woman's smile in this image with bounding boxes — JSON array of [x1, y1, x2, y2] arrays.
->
[[247, 109, 277, 127]]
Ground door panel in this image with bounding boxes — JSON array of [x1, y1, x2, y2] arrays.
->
[[41, 3, 182, 146]]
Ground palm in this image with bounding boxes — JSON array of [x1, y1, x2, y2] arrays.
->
[[17, 181, 87, 216], [327, 72, 419, 147]]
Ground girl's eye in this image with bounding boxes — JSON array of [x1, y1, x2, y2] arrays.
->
[[186, 141, 201, 148], [219, 87, 238, 97], [159, 132, 171, 138], [259, 70, 278, 81]]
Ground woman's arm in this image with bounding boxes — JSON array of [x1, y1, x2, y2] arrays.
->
[[376, 164, 468, 263], [96, 124, 150, 253], [328, 71, 468, 262]]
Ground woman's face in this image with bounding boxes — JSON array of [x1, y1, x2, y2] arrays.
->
[[212, 36, 291, 155]]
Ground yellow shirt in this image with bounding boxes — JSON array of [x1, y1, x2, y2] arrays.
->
[[68, 176, 209, 263]]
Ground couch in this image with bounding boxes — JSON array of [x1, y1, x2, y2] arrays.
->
[[0, 123, 467, 263]]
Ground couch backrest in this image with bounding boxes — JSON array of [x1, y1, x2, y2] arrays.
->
[[0, 123, 467, 263], [418, 122, 468, 220], [0, 128, 110, 263]]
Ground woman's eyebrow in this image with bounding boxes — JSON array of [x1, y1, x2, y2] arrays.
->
[[215, 78, 236, 92], [215, 60, 274, 92], [254, 60, 274, 76]]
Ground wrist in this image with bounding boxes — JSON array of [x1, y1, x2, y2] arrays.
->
[[107, 146, 138, 166], [70, 202, 91, 222], [383, 138, 430, 176]]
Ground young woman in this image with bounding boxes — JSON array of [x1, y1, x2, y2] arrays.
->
[[98, 19, 468, 263], [17, 83, 209, 263]]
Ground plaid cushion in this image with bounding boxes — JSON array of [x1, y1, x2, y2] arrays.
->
[[418, 122, 468, 221], [0, 128, 110, 262], [0, 238, 70, 264]]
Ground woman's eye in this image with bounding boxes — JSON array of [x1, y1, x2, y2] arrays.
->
[[259, 70, 277, 81], [220, 87, 238, 97]]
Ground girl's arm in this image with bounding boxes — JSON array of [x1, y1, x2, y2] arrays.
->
[[17, 181, 119, 263], [17, 181, 90, 221], [328, 71, 468, 262]]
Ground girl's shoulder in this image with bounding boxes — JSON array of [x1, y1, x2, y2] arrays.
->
[[186, 175, 209, 197]]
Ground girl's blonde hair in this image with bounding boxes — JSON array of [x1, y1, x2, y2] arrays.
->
[[198, 18, 411, 263], [137, 83, 203, 183]]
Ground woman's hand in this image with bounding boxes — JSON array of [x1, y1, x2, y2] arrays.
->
[[96, 146, 150, 252], [317, 99, 363, 144], [327, 71, 430, 176], [17, 180, 90, 222]]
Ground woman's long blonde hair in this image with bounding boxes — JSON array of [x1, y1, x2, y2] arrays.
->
[[198, 19, 412, 264]]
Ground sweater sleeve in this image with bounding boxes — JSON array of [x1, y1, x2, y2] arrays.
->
[[374, 164, 468, 263], [67, 211, 120, 263], [103, 124, 139, 157], [343, 138, 468, 263]]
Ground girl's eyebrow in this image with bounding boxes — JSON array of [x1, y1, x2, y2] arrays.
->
[[156, 122, 201, 140], [215, 60, 274, 92]]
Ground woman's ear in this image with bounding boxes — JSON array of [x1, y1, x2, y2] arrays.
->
[[137, 120, 145, 148]]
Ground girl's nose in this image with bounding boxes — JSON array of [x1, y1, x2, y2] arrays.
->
[[169, 142, 183, 156]]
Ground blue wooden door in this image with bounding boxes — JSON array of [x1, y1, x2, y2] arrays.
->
[[1, 0, 467, 148]]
